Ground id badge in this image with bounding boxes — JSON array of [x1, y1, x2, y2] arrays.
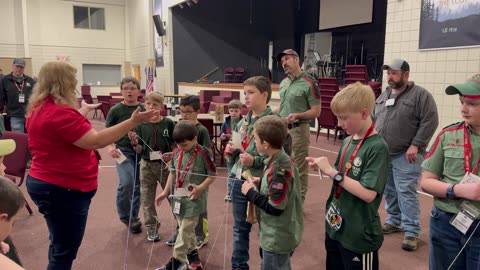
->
[[235, 164, 243, 179], [450, 201, 480, 234], [149, 151, 162, 160], [385, 98, 395, 107], [326, 201, 343, 231], [18, 94, 25, 104], [460, 172, 480, 184], [173, 200, 181, 215]]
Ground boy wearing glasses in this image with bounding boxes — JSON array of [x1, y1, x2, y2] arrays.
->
[[165, 94, 210, 248]]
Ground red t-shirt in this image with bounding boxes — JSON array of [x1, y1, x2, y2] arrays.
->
[[26, 96, 98, 191]]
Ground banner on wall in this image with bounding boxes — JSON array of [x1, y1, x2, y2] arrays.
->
[[153, 0, 164, 67], [419, 0, 480, 50]]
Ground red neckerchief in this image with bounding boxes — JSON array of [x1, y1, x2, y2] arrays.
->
[[464, 123, 480, 174], [176, 144, 199, 188], [335, 123, 375, 199]]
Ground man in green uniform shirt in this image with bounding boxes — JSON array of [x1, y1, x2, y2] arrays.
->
[[277, 49, 321, 203]]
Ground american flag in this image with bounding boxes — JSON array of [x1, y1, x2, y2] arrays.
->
[[145, 66, 155, 93]]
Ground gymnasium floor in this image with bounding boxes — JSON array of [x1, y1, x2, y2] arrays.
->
[[11, 115, 432, 270]]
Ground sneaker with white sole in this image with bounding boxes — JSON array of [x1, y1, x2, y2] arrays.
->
[[155, 257, 186, 270], [195, 237, 208, 249], [147, 229, 160, 242], [165, 233, 177, 246]]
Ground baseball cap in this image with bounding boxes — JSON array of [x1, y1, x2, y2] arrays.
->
[[276, 49, 299, 61], [382, 59, 410, 72], [445, 74, 480, 97], [0, 139, 16, 156], [13, 58, 26, 67]]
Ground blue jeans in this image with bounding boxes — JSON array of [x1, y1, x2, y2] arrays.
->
[[231, 175, 252, 270], [384, 151, 423, 238], [261, 249, 291, 270], [26, 175, 96, 270], [430, 207, 480, 270], [115, 145, 141, 222], [10, 116, 25, 133]]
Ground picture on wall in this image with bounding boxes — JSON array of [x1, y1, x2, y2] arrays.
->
[[419, 0, 480, 50], [153, 0, 164, 67]]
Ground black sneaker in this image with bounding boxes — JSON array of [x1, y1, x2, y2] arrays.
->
[[187, 250, 203, 270], [121, 218, 143, 234], [165, 233, 177, 246], [195, 237, 208, 249], [147, 229, 160, 242], [155, 257, 186, 270]]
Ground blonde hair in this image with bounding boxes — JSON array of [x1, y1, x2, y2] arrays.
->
[[228, 99, 242, 109], [145, 91, 164, 105], [331, 82, 375, 114], [27, 61, 78, 114]]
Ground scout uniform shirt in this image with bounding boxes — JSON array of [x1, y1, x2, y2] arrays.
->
[[226, 107, 273, 178], [135, 117, 175, 160], [170, 143, 216, 218], [422, 122, 480, 214], [258, 149, 303, 254], [326, 134, 389, 254], [278, 72, 321, 124], [106, 102, 146, 147], [196, 122, 212, 149]]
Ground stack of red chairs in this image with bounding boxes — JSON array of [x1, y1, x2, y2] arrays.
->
[[344, 65, 382, 98]]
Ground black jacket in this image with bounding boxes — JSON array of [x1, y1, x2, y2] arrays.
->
[[0, 73, 36, 117]]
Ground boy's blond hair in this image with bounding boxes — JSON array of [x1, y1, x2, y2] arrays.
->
[[228, 99, 242, 110], [145, 91, 165, 105], [331, 82, 375, 114]]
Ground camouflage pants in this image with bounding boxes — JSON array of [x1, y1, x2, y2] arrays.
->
[[139, 159, 170, 230]]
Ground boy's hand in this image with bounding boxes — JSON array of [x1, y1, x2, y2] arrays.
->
[[220, 133, 228, 140], [239, 153, 254, 166], [162, 152, 173, 162], [107, 146, 121, 159], [241, 180, 254, 195], [251, 176, 260, 187], [306, 156, 336, 177], [225, 141, 237, 154], [128, 131, 138, 145], [188, 184, 202, 200], [0, 241, 10, 254], [155, 192, 168, 206]]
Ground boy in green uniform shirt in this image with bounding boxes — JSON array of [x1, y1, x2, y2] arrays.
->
[[155, 120, 216, 270], [421, 74, 480, 269], [225, 76, 291, 270], [166, 94, 210, 248], [241, 115, 303, 270], [306, 82, 389, 270], [129, 92, 175, 242], [105, 77, 145, 234]]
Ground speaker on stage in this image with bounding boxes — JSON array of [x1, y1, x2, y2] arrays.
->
[[153, 15, 165, 36]]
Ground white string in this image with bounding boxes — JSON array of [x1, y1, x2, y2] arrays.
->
[[447, 220, 480, 270], [317, 167, 324, 180], [122, 151, 139, 270]]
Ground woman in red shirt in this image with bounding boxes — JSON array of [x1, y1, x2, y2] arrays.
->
[[25, 61, 156, 270]]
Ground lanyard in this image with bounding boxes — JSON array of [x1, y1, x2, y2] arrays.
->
[[242, 120, 254, 151], [149, 123, 161, 150], [260, 152, 277, 180], [463, 123, 480, 174], [335, 123, 375, 199], [15, 80, 25, 94], [176, 144, 199, 188], [387, 83, 415, 104]]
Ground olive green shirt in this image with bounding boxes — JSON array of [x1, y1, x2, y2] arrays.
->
[[106, 102, 145, 146], [0, 115, 5, 136], [258, 149, 303, 254], [225, 107, 273, 178], [422, 122, 480, 214], [170, 144, 216, 218], [135, 117, 175, 160], [279, 72, 321, 123], [326, 134, 389, 254], [196, 122, 211, 149]]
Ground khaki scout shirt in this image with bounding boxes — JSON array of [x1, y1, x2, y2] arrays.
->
[[170, 144, 216, 218], [422, 122, 480, 214], [279, 72, 321, 123]]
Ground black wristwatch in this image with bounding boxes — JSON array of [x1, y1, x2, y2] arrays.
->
[[332, 172, 344, 185], [446, 184, 458, 200]]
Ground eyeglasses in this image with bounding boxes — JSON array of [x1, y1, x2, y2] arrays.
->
[[177, 109, 195, 115], [121, 87, 138, 91]]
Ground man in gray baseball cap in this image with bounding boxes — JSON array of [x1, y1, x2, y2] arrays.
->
[[374, 58, 439, 251], [0, 58, 35, 133]]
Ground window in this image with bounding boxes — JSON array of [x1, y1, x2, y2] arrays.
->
[[82, 64, 121, 86], [74, 6, 105, 30]]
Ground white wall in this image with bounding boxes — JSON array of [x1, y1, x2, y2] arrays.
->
[[0, 0, 25, 57], [384, 0, 480, 136]]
